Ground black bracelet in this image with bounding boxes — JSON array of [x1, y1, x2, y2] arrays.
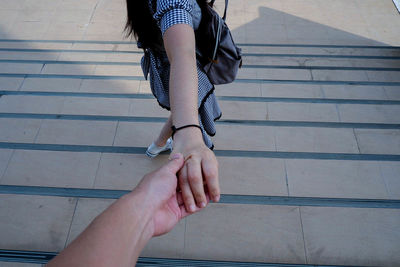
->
[[171, 124, 202, 138]]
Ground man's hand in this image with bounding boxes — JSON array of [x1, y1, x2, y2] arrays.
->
[[134, 153, 209, 237], [48, 153, 211, 267]]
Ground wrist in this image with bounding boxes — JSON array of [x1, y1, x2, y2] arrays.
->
[[172, 124, 202, 139], [173, 127, 204, 148], [123, 191, 157, 238], [128, 186, 158, 212]]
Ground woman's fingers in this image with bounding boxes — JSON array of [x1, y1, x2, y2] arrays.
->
[[177, 192, 184, 205], [175, 145, 219, 212], [187, 157, 207, 208], [202, 156, 220, 202], [178, 164, 196, 213], [178, 192, 210, 219]]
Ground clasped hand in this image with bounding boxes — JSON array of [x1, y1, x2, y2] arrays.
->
[[171, 127, 220, 213], [135, 148, 219, 237]]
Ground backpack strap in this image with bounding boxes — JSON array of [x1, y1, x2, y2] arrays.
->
[[222, 0, 228, 21], [209, 0, 229, 21]]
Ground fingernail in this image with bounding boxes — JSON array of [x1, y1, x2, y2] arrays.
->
[[190, 204, 196, 212], [213, 195, 220, 202], [169, 153, 182, 160], [200, 202, 206, 208]]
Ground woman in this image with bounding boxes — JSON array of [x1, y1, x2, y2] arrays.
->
[[125, 0, 221, 212]]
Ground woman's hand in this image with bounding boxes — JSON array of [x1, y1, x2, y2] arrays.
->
[[171, 127, 220, 213]]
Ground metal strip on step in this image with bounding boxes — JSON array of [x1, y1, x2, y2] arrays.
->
[[0, 142, 400, 161], [1, 47, 400, 59], [0, 59, 142, 66], [1, 60, 400, 72], [0, 185, 399, 209], [0, 48, 141, 54], [0, 185, 127, 199], [234, 78, 400, 86], [0, 91, 154, 99], [0, 113, 399, 130], [237, 43, 400, 49], [243, 53, 400, 60], [0, 39, 132, 44], [0, 142, 146, 154], [0, 249, 356, 266], [0, 113, 167, 123], [242, 64, 400, 72], [214, 149, 400, 161], [0, 73, 144, 80], [0, 250, 56, 264], [218, 96, 400, 105], [1, 73, 399, 86], [0, 38, 399, 50], [2, 91, 400, 105]]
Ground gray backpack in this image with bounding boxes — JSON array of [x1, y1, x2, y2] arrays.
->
[[195, 0, 242, 85]]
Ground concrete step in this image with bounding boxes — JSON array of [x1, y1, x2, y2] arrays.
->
[[0, 41, 399, 68], [0, 146, 399, 199], [1, 114, 400, 154], [1, 94, 400, 123], [2, 76, 398, 101], [1, 40, 399, 55], [0, 193, 399, 266], [1, 0, 400, 266], [0, 250, 364, 267], [1, 63, 400, 82]]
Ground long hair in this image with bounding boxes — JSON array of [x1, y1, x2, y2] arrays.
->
[[124, 0, 163, 51], [125, 0, 212, 52]]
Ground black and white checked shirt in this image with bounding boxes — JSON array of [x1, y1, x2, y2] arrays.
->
[[154, 0, 194, 34]]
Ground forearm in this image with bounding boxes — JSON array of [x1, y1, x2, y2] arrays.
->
[[164, 24, 199, 127], [47, 191, 155, 267], [169, 52, 198, 126]]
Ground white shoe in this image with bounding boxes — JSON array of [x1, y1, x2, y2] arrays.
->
[[145, 138, 173, 158]]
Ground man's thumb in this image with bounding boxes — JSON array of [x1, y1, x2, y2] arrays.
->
[[166, 153, 184, 173]]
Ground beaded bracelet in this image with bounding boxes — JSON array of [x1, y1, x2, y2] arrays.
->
[[171, 124, 202, 138]]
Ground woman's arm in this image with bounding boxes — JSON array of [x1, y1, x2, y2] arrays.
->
[[164, 24, 199, 129], [163, 24, 220, 212]]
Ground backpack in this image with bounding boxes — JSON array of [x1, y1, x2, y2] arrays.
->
[[195, 0, 242, 85]]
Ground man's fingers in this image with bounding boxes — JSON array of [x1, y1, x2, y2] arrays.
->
[[187, 158, 207, 208], [178, 165, 196, 213], [164, 153, 184, 174], [202, 158, 220, 202]]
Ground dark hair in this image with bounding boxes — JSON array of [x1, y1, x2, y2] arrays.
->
[[124, 0, 164, 51], [125, 0, 212, 51]]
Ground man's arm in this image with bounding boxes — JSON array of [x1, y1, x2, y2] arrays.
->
[[47, 192, 154, 267], [47, 153, 205, 267]]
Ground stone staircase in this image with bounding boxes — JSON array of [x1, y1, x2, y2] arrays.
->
[[1, 0, 400, 266]]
